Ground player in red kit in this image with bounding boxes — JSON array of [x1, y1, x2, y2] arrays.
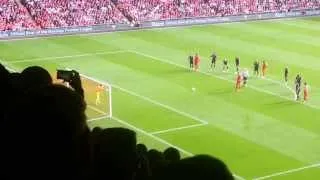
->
[[261, 61, 268, 78], [194, 53, 200, 71], [303, 82, 309, 103], [235, 72, 242, 92]]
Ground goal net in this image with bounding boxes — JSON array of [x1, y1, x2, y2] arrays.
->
[[53, 70, 112, 120]]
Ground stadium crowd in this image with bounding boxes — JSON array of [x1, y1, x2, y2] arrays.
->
[[0, 0, 38, 31], [0, 63, 235, 179], [1, 0, 319, 30]]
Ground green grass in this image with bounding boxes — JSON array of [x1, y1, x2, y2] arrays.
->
[[1, 17, 320, 180]]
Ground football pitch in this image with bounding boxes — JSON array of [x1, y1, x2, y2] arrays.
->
[[1, 17, 320, 179]]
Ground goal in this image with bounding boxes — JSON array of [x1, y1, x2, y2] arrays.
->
[[55, 68, 112, 120], [80, 73, 112, 119]]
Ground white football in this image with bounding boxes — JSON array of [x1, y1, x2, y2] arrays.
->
[[192, 87, 196, 92]]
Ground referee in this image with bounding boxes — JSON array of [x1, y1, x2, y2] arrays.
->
[[188, 55, 193, 70], [235, 57, 240, 72], [253, 60, 259, 76], [223, 58, 229, 72], [210, 53, 217, 70], [295, 73, 302, 101], [284, 67, 289, 85]]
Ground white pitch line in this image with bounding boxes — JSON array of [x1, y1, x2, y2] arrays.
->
[[2, 61, 244, 179], [253, 163, 320, 180], [8, 50, 128, 64], [128, 50, 320, 110], [150, 123, 208, 135], [4, 50, 318, 110], [111, 116, 245, 180], [76, 71, 208, 125], [87, 104, 107, 115], [87, 115, 109, 122]]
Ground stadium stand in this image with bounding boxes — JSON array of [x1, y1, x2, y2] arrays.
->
[[21, 0, 128, 28], [0, 0, 38, 31], [1, 0, 319, 30]]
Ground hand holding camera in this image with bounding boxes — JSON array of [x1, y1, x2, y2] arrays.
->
[[57, 69, 84, 98]]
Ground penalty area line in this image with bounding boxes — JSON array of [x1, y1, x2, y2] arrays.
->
[[71, 69, 208, 125], [87, 115, 109, 122], [87, 105, 107, 115], [253, 162, 320, 180], [150, 123, 208, 135], [111, 116, 246, 180], [70, 72, 246, 180]]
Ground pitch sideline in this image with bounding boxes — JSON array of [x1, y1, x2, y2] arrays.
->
[[111, 115, 246, 180], [3, 49, 317, 110], [85, 93, 244, 180], [150, 123, 208, 135], [252, 162, 320, 180]]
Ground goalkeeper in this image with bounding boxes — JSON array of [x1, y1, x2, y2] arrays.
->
[[95, 84, 104, 105]]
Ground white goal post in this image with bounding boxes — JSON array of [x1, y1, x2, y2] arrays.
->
[[65, 68, 112, 119]]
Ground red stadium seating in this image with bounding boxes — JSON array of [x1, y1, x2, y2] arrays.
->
[[0, 0, 38, 31], [1, 0, 319, 31]]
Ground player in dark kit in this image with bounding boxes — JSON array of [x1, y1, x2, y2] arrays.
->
[[210, 53, 217, 70], [188, 55, 193, 70], [222, 58, 229, 72], [295, 73, 302, 101], [284, 67, 289, 85], [253, 60, 259, 76], [235, 57, 240, 72]]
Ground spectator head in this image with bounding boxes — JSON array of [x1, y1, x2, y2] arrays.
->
[[20, 66, 52, 90], [7, 72, 22, 93], [137, 143, 148, 155], [154, 154, 234, 180], [93, 127, 137, 180], [0, 63, 9, 82], [2, 84, 89, 178], [147, 149, 167, 176], [163, 147, 180, 162]]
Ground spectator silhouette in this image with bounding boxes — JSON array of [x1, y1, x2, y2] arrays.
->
[[163, 147, 181, 163], [135, 143, 151, 180], [137, 143, 148, 155], [0, 64, 9, 120], [92, 127, 137, 180], [2, 84, 90, 179], [20, 66, 52, 90], [154, 155, 234, 180], [147, 149, 167, 177], [0, 64, 237, 180]]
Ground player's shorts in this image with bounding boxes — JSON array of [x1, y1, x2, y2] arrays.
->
[[243, 78, 247, 84]]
